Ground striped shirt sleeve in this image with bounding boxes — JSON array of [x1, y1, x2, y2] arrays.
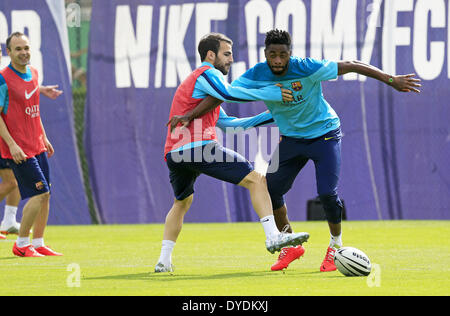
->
[[192, 67, 282, 103], [216, 107, 274, 132]]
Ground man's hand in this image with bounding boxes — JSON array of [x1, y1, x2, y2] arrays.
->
[[390, 74, 421, 93], [44, 138, 55, 158], [40, 85, 63, 100], [167, 96, 223, 133], [167, 115, 191, 133], [9, 143, 27, 164], [275, 83, 294, 102]]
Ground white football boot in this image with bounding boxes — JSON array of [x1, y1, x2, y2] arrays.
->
[[154, 262, 175, 273], [265, 231, 310, 254], [0, 220, 20, 235]]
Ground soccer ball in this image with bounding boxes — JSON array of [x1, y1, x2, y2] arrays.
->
[[334, 247, 371, 277]]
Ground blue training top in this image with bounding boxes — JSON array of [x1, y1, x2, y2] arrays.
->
[[232, 57, 340, 139]]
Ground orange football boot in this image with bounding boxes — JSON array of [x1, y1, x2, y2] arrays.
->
[[13, 243, 44, 257], [271, 245, 305, 271], [320, 246, 337, 272], [35, 246, 63, 256]]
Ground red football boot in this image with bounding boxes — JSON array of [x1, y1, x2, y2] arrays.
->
[[35, 246, 63, 256], [12, 243, 45, 257], [320, 246, 337, 272], [271, 245, 305, 271]]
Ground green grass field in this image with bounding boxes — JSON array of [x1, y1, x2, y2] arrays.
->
[[0, 220, 449, 296]]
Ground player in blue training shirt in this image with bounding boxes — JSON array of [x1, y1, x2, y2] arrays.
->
[[169, 29, 421, 272]]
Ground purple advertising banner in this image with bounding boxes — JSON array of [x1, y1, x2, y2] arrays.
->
[[0, 0, 91, 224], [86, 0, 450, 223]]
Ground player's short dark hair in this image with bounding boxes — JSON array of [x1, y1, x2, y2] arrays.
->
[[265, 29, 292, 48], [198, 33, 233, 61], [6, 32, 26, 50]]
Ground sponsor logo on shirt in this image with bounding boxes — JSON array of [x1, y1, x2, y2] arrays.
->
[[25, 105, 40, 118]]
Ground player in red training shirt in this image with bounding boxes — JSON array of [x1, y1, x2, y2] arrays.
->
[[0, 32, 61, 256], [0, 43, 62, 239]]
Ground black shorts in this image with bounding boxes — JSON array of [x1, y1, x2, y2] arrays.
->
[[266, 128, 342, 209], [166, 142, 253, 201], [8, 152, 51, 200], [0, 157, 11, 169]]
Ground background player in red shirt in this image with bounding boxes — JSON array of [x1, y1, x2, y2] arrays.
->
[[0, 32, 61, 256], [0, 44, 62, 239]]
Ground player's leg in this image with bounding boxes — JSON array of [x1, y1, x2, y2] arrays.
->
[[238, 170, 273, 219], [266, 137, 309, 270], [267, 136, 309, 232], [155, 194, 194, 273], [155, 151, 198, 272], [272, 205, 291, 233], [8, 154, 57, 257], [202, 143, 309, 253], [311, 128, 343, 271], [0, 167, 20, 234], [163, 194, 194, 242], [29, 153, 61, 256], [195, 142, 309, 253], [0, 162, 17, 201], [13, 192, 47, 257], [237, 170, 309, 253]]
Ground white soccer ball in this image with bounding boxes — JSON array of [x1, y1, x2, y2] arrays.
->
[[334, 247, 372, 277]]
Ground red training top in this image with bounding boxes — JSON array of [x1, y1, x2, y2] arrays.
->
[[0, 65, 46, 159], [164, 65, 220, 159]]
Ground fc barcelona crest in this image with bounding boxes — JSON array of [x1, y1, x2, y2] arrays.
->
[[35, 181, 44, 190], [291, 81, 302, 91]]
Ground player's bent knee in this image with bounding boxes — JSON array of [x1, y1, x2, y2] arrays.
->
[[239, 171, 266, 189], [174, 194, 193, 208], [319, 194, 343, 224], [27, 191, 50, 206]]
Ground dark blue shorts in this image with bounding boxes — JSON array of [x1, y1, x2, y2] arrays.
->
[[166, 142, 253, 201], [8, 152, 51, 200], [266, 128, 342, 210], [0, 157, 11, 169]]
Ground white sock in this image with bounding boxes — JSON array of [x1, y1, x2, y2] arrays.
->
[[3, 205, 18, 223], [330, 232, 342, 248], [158, 240, 175, 266], [16, 237, 30, 248], [32, 238, 45, 248], [260, 215, 280, 239]]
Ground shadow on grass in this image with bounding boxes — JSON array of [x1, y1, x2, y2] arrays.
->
[[84, 270, 341, 282], [0, 257, 17, 261]]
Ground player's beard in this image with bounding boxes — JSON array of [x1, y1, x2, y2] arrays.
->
[[268, 63, 288, 75], [214, 61, 231, 75]]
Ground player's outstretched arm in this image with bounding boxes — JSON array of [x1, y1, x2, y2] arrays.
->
[[216, 108, 273, 133], [39, 85, 63, 99], [168, 85, 291, 133], [337, 60, 421, 93]]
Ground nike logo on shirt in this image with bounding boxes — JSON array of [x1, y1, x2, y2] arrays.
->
[[25, 87, 38, 100]]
